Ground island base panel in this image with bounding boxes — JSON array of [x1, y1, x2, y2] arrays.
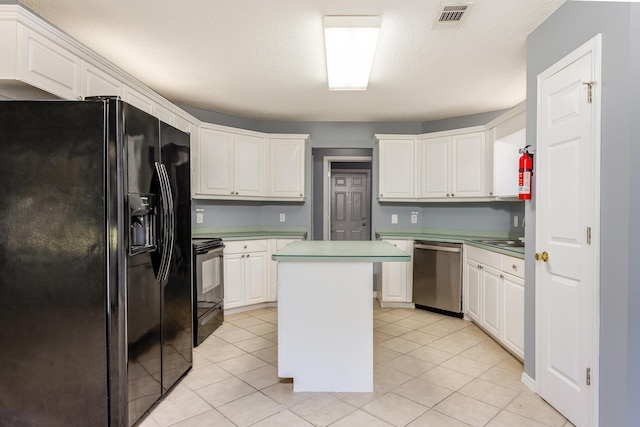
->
[[277, 262, 373, 392]]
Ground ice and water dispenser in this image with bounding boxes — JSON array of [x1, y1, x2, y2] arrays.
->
[[128, 193, 157, 255]]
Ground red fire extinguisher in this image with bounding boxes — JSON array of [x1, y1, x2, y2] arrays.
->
[[518, 146, 533, 200]]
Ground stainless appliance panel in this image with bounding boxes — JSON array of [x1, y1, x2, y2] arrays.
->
[[412, 241, 463, 317]]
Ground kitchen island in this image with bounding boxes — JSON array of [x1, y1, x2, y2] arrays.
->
[[272, 241, 410, 392]]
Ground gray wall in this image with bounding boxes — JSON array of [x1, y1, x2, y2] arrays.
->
[[527, 2, 639, 425], [190, 112, 522, 239]]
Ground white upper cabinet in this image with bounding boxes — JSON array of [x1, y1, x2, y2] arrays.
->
[[269, 137, 306, 199], [377, 138, 415, 200], [417, 136, 450, 198], [381, 129, 491, 202], [17, 25, 81, 100], [197, 127, 267, 198], [122, 85, 155, 115], [234, 134, 267, 197], [81, 63, 122, 98], [452, 131, 490, 198], [155, 103, 174, 126], [489, 103, 526, 198]]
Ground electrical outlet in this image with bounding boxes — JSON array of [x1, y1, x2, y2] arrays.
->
[[391, 214, 398, 224], [513, 215, 519, 227], [196, 213, 203, 224], [280, 213, 286, 223], [411, 213, 418, 224]]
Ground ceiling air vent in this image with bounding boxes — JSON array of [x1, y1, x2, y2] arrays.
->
[[435, 4, 470, 27]]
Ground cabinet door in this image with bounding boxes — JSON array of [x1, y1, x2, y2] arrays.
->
[[481, 265, 501, 338], [418, 136, 450, 198], [199, 129, 234, 196], [234, 134, 267, 197], [452, 132, 487, 197], [244, 252, 267, 305], [17, 25, 81, 99], [223, 254, 244, 309], [123, 85, 155, 115], [268, 239, 299, 302], [269, 138, 305, 198], [81, 63, 122, 98], [155, 104, 174, 126], [465, 259, 482, 323], [502, 273, 525, 359], [378, 140, 415, 199], [380, 240, 409, 302]]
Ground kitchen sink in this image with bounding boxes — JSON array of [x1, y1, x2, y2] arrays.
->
[[477, 239, 525, 248]]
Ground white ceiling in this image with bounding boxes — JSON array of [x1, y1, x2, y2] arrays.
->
[[19, 0, 565, 122]]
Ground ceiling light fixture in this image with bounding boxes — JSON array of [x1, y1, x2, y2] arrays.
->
[[323, 16, 381, 91]]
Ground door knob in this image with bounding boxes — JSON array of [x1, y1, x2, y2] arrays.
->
[[535, 251, 549, 262]]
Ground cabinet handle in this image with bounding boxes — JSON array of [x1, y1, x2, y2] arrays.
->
[[246, 254, 250, 257], [300, 193, 303, 197], [500, 274, 504, 279], [512, 264, 518, 271], [451, 193, 455, 197], [244, 245, 247, 249], [380, 194, 383, 197], [478, 265, 482, 269], [230, 191, 234, 195]]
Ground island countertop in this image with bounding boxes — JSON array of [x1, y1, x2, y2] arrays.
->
[[272, 240, 411, 262]]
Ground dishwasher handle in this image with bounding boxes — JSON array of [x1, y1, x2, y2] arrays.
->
[[414, 243, 461, 253]]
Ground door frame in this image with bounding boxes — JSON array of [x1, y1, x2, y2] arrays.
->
[[535, 33, 601, 426], [322, 156, 372, 240]]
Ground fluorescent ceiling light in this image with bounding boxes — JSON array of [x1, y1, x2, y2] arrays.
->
[[323, 16, 380, 91]]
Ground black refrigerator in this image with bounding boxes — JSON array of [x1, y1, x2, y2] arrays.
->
[[0, 98, 192, 426]]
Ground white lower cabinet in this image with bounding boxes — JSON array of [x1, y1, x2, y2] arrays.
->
[[481, 265, 502, 338], [464, 245, 524, 359], [376, 240, 413, 307], [268, 238, 300, 302], [223, 240, 268, 310], [502, 273, 525, 359]]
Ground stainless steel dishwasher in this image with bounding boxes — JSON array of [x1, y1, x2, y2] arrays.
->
[[412, 241, 463, 317]]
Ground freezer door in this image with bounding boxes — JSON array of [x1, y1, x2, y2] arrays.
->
[[159, 122, 193, 392], [121, 101, 163, 426]]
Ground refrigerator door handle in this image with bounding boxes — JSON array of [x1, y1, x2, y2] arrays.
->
[[155, 162, 171, 282], [159, 163, 175, 281]]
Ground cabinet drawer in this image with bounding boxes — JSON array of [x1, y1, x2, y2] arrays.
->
[[223, 239, 268, 254], [465, 245, 501, 269], [501, 255, 524, 279]]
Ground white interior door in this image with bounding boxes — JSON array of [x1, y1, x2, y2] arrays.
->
[[536, 35, 600, 427]]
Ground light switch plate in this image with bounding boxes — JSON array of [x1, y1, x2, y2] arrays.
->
[[196, 213, 203, 224], [513, 215, 519, 227], [391, 214, 398, 224], [280, 213, 286, 222]]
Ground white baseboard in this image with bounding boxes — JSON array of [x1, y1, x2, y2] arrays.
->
[[225, 302, 277, 316], [372, 291, 378, 299], [379, 301, 415, 309], [521, 371, 536, 393]]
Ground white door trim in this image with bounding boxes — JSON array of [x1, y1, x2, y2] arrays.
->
[[322, 156, 372, 240], [535, 33, 601, 426]]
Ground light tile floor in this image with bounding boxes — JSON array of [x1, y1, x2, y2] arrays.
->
[[137, 302, 574, 427]]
